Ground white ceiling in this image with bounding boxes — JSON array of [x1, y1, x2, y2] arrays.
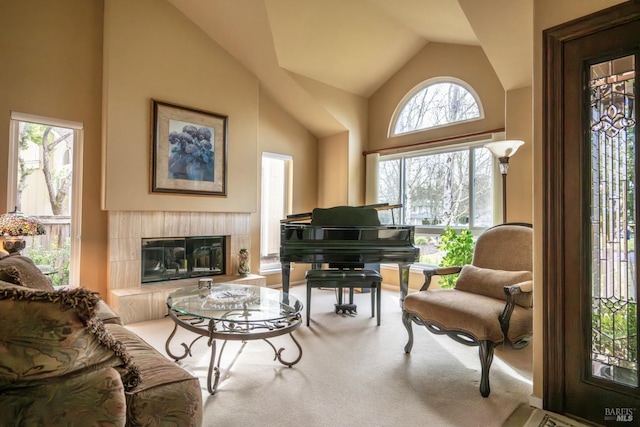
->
[[168, 0, 532, 137]]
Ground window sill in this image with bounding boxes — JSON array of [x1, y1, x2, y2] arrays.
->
[[259, 265, 286, 276]]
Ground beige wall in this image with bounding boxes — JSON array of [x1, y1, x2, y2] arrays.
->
[[368, 42, 506, 152], [531, 0, 628, 403], [318, 132, 349, 207], [292, 74, 368, 206], [505, 86, 533, 224], [102, 0, 259, 213], [0, 0, 108, 296], [258, 92, 319, 286]]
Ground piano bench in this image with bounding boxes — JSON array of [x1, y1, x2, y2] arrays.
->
[[304, 269, 383, 326]]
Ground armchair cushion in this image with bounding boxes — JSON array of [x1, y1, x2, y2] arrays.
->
[[454, 265, 532, 307], [404, 289, 532, 343]]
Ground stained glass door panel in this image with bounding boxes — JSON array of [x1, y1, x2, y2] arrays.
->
[[590, 54, 638, 387]]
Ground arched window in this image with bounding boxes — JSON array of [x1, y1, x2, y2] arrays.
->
[[391, 78, 483, 136]]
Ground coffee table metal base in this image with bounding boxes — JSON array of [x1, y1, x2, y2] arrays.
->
[[165, 309, 303, 394]]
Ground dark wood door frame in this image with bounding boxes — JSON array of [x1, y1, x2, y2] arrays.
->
[[543, 0, 640, 415]]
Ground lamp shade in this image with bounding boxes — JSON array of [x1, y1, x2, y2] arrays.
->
[[484, 140, 525, 158], [0, 211, 46, 237]]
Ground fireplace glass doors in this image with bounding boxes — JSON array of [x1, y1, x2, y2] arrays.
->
[[141, 236, 226, 283]]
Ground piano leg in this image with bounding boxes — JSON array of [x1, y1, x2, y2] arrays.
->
[[282, 262, 291, 304], [398, 263, 411, 308]]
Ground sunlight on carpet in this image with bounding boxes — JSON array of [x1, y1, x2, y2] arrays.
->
[[126, 284, 534, 427]]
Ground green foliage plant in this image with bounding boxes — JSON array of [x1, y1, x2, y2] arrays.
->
[[592, 299, 637, 370], [28, 236, 70, 287], [438, 227, 475, 288]]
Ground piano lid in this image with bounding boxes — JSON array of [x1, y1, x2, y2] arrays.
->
[[280, 203, 419, 264], [280, 203, 402, 224]]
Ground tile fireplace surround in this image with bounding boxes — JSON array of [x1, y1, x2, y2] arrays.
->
[[107, 211, 265, 324]]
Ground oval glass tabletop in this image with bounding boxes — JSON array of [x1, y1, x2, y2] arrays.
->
[[167, 283, 301, 322]]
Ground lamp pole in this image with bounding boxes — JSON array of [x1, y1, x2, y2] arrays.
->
[[483, 140, 524, 225], [499, 156, 509, 223]]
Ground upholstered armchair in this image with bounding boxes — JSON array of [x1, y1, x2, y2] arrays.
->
[[402, 223, 533, 397]]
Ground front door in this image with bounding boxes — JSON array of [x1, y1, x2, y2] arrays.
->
[[544, 3, 640, 425]]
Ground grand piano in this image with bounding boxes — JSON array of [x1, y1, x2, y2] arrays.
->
[[279, 204, 420, 305]]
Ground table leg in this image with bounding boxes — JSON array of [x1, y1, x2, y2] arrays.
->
[[206, 320, 230, 395], [264, 332, 303, 367], [207, 338, 229, 395], [165, 320, 206, 361]]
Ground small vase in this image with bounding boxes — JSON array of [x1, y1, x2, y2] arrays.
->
[[238, 248, 250, 275]]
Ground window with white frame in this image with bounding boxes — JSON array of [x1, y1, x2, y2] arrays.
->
[[377, 143, 495, 265], [391, 78, 482, 136], [8, 112, 83, 287], [260, 152, 292, 272]]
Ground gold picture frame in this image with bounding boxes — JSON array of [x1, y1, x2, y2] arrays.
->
[[151, 100, 227, 196]]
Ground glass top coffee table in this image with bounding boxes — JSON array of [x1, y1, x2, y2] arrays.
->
[[165, 283, 303, 394]]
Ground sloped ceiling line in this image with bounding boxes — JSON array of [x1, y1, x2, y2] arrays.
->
[[168, 0, 532, 138]]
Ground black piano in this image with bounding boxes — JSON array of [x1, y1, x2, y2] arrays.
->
[[279, 205, 420, 305]]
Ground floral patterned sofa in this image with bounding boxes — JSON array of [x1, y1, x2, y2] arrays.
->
[[0, 253, 203, 426]]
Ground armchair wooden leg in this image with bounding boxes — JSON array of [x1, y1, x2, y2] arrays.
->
[[478, 340, 495, 397], [402, 311, 414, 353]]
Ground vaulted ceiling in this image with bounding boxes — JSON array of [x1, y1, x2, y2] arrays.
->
[[168, 0, 532, 137]]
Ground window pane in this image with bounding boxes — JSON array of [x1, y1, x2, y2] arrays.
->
[[377, 144, 494, 265], [473, 147, 494, 228], [261, 154, 290, 269], [16, 122, 73, 286], [394, 82, 481, 135], [590, 55, 637, 387], [403, 151, 469, 226], [413, 231, 443, 265], [377, 158, 401, 224]]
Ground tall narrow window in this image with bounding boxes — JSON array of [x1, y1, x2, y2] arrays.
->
[[260, 152, 292, 272], [590, 54, 637, 386], [391, 78, 483, 136], [8, 112, 83, 287]]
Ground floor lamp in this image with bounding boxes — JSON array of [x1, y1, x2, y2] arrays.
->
[[483, 140, 524, 223]]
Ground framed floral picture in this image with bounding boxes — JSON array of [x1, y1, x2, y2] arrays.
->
[[151, 100, 227, 196]]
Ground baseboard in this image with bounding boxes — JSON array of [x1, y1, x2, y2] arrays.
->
[[529, 395, 543, 409]]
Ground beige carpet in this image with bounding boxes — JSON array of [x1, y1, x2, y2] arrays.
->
[[126, 285, 533, 427]]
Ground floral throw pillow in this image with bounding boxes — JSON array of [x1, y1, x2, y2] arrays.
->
[[0, 282, 140, 391]]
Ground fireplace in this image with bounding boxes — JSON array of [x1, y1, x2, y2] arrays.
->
[[141, 236, 226, 283], [108, 211, 265, 325]]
